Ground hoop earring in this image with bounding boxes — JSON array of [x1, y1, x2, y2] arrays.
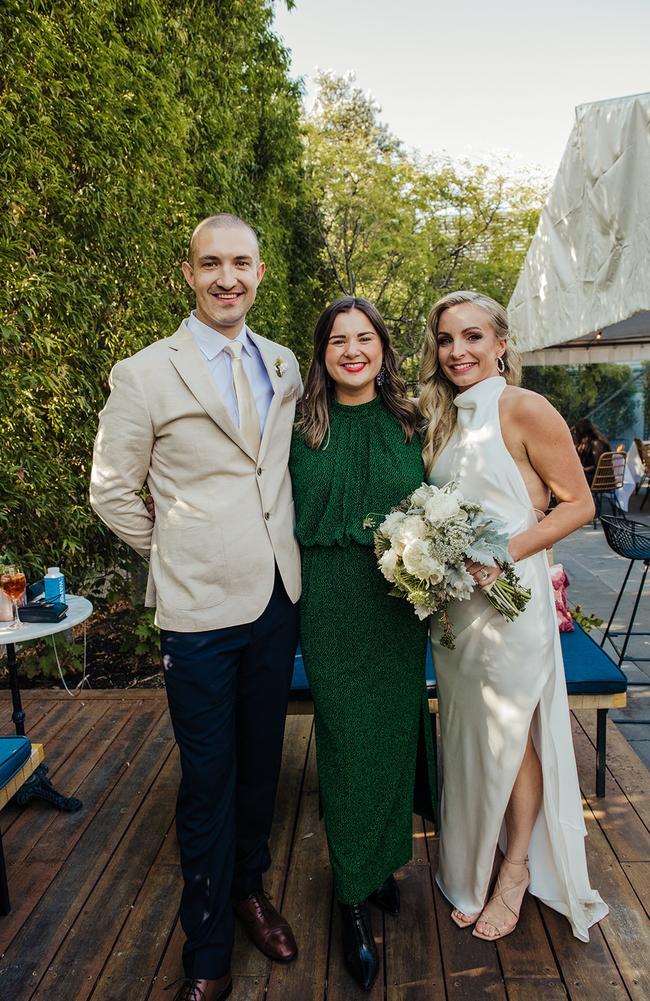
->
[[376, 365, 387, 387], [497, 356, 505, 374]]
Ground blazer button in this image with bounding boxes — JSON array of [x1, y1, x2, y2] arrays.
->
[[264, 512, 270, 520], [257, 467, 263, 476]]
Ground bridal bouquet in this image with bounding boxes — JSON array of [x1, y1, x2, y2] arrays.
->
[[364, 481, 532, 649]]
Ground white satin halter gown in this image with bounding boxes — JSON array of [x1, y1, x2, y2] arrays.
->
[[428, 376, 608, 941]]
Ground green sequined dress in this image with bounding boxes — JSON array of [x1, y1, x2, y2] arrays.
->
[[289, 395, 437, 904]]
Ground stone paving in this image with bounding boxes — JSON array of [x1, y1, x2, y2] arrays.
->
[[555, 491, 650, 768]]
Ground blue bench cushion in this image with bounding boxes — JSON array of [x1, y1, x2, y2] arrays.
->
[[559, 625, 627, 695], [422, 624, 627, 696], [290, 622, 627, 700], [291, 650, 310, 698], [0, 736, 32, 789]]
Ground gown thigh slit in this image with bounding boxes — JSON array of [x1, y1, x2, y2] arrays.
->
[[429, 376, 607, 942]]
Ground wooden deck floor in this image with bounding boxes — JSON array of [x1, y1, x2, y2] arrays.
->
[[0, 690, 649, 1001]]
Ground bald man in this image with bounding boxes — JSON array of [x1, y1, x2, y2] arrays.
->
[[91, 215, 302, 1001]]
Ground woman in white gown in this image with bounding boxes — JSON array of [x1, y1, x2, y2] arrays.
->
[[420, 290, 608, 942]]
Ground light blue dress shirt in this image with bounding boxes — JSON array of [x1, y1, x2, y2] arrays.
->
[[186, 311, 274, 435]]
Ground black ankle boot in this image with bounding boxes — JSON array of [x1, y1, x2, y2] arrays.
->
[[368, 874, 400, 916], [338, 901, 379, 992]]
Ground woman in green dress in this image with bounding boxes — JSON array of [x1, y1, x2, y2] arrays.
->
[[290, 296, 437, 992]]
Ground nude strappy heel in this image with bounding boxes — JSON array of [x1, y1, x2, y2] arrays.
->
[[450, 906, 480, 929], [472, 856, 530, 941]]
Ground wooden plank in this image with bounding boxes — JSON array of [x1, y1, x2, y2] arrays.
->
[[1, 701, 114, 852], [505, 981, 568, 1001], [0, 690, 168, 702], [8, 700, 54, 734], [540, 906, 629, 1001], [32, 752, 180, 1001], [0, 711, 174, 998], [0, 704, 164, 954], [0, 743, 45, 807], [621, 861, 650, 919], [89, 862, 180, 1001], [574, 801, 650, 1000], [571, 717, 650, 862], [496, 896, 566, 1001], [384, 862, 446, 1001], [146, 917, 186, 1001], [265, 733, 331, 1001], [428, 833, 507, 1001], [233, 714, 312, 977], [29, 706, 168, 864], [412, 814, 430, 863], [575, 711, 650, 833], [568, 694, 627, 710], [0, 699, 93, 832]]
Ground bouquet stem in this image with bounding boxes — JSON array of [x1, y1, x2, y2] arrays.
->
[[483, 564, 532, 621]]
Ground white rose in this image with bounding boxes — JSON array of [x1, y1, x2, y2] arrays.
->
[[424, 491, 461, 524], [402, 539, 445, 584], [410, 484, 433, 509], [379, 548, 399, 582], [392, 515, 428, 556], [379, 510, 406, 540]]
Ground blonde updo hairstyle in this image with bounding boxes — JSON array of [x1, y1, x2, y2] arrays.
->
[[420, 290, 521, 475]]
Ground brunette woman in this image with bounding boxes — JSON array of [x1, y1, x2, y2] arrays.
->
[[290, 297, 436, 991]]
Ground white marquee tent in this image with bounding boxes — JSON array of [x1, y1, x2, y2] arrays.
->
[[508, 92, 650, 366]]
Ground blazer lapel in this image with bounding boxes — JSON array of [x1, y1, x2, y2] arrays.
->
[[168, 323, 257, 461]]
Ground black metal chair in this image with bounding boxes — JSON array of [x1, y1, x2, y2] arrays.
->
[[600, 514, 650, 673], [590, 451, 626, 526]]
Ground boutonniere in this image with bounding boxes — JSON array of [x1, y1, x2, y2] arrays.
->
[[274, 356, 288, 378]]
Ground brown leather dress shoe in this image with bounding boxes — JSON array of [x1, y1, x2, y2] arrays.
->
[[232, 890, 298, 962], [166, 973, 232, 1001]]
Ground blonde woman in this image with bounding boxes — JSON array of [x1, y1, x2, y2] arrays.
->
[[420, 290, 608, 942]]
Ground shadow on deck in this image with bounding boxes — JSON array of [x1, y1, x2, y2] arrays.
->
[[0, 690, 649, 1000]]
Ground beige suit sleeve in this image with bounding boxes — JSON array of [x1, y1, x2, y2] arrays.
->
[[90, 359, 154, 558]]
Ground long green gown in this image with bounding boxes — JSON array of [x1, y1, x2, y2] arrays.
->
[[289, 395, 437, 904]]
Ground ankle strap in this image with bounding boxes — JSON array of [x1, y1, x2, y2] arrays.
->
[[504, 855, 529, 865]]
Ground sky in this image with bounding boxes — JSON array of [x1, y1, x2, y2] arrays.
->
[[272, 0, 650, 178]]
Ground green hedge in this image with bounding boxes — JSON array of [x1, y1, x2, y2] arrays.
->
[[1, 0, 324, 593]]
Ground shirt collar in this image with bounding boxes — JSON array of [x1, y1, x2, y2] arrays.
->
[[187, 311, 251, 362]]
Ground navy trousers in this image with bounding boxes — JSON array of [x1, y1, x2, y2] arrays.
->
[[161, 568, 299, 979]]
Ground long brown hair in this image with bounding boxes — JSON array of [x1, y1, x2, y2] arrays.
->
[[295, 296, 418, 449], [420, 290, 521, 474]]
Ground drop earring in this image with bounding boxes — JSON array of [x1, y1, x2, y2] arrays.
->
[[497, 356, 505, 374], [376, 365, 387, 387]]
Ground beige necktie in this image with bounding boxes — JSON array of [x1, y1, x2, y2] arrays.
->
[[225, 341, 261, 454]]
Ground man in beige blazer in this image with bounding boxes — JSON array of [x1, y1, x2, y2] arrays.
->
[[90, 214, 302, 1001]]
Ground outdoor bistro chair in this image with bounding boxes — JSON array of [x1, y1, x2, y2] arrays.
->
[[590, 450, 626, 526], [600, 514, 650, 676]]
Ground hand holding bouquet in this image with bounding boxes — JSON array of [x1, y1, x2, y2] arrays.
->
[[364, 481, 531, 649]]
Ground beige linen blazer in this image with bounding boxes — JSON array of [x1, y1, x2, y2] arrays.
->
[[90, 322, 302, 631]]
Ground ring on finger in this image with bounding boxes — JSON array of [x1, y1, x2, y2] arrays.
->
[[480, 569, 489, 581]]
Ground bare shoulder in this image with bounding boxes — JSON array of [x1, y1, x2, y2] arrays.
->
[[500, 385, 564, 428]]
